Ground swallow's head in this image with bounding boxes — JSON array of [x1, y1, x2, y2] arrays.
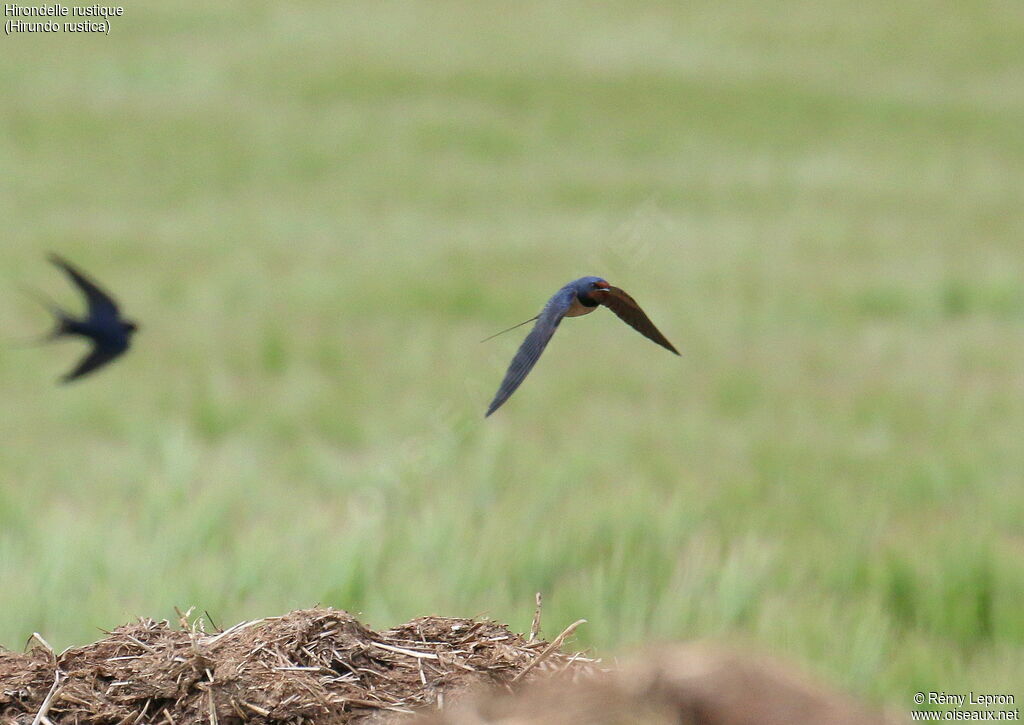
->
[[574, 276, 611, 303]]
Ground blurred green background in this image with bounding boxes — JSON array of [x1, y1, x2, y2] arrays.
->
[[2, 0, 1023, 707]]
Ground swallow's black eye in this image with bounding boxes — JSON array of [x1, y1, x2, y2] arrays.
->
[[591, 282, 598, 289]]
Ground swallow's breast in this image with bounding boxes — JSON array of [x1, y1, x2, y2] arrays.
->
[[90, 325, 130, 350], [565, 295, 599, 318]]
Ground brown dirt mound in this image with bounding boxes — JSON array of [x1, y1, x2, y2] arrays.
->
[[0, 608, 597, 724], [414, 643, 900, 725]]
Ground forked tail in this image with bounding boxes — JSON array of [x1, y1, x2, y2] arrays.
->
[[8, 286, 75, 345], [480, 315, 539, 343]]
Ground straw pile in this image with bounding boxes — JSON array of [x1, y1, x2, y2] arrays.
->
[[0, 607, 597, 724]]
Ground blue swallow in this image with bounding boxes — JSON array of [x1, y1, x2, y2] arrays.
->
[[485, 276, 679, 416], [31, 254, 139, 383]]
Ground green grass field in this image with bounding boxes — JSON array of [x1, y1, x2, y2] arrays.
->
[[2, 0, 1023, 708]]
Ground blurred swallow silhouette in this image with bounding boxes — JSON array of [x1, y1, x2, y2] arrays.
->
[[25, 254, 139, 383], [485, 276, 678, 416]]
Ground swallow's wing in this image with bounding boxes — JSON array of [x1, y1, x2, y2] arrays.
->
[[485, 288, 574, 416], [60, 342, 125, 383], [600, 286, 680, 355], [48, 254, 120, 322]]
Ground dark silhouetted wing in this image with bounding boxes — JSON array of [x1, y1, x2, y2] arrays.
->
[[485, 287, 574, 416], [49, 254, 120, 323], [61, 343, 125, 383], [600, 286, 680, 355]]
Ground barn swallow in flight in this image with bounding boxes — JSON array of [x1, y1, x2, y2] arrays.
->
[[27, 254, 139, 383], [485, 276, 678, 416]]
